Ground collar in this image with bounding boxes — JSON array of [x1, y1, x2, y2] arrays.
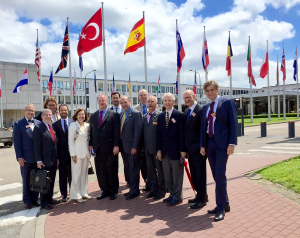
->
[[148, 109, 156, 115], [99, 107, 108, 114], [141, 103, 147, 107], [211, 95, 220, 105], [25, 116, 34, 122], [166, 107, 174, 114], [189, 102, 197, 111], [125, 106, 131, 113], [113, 105, 121, 109]]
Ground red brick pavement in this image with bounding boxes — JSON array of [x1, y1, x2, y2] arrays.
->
[[45, 154, 300, 238]]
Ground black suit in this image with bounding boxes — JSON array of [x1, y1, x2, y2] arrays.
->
[[89, 109, 120, 195], [52, 118, 73, 198], [33, 122, 57, 208], [184, 104, 208, 203]]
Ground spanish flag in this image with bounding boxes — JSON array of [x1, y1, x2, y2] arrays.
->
[[226, 35, 233, 76], [124, 18, 145, 55]]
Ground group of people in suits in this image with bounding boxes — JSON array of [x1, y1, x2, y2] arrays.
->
[[13, 80, 237, 222]]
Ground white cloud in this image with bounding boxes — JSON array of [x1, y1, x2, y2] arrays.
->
[[0, 0, 297, 90]]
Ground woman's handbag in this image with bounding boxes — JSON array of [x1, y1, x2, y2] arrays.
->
[[29, 169, 52, 194], [88, 161, 94, 175]]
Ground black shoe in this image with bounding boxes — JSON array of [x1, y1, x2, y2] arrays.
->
[[126, 193, 139, 200], [163, 196, 173, 203], [32, 201, 41, 207], [190, 202, 206, 209], [207, 204, 230, 214], [123, 192, 130, 196], [97, 193, 109, 200], [153, 193, 165, 200], [25, 203, 33, 209], [142, 185, 151, 192], [43, 204, 53, 210], [214, 210, 225, 222], [49, 199, 60, 205], [110, 194, 117, 200], [147, 192, 156, 198], [62, 197, 69, 202], [188, 197, 198, 203]]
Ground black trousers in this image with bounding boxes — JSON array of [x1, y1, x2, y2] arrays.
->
[[139, 152, 148, 185], [20, 162, 39, 205], [145, 151, 166, 195], [58, 157, 72, 198], [94, 148, 119, 195], [40, 164, 57, 208], [187, 150, 208, 203]]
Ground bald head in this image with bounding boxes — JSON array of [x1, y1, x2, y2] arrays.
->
[[138, 89, 148, 105], [120, 96, 131, 111], [183, 90, 196, 107]]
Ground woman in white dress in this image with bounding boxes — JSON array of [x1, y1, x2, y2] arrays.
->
[[68, 108, 91, 203]]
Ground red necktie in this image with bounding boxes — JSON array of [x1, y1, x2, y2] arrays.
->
[[99, 111, 103, 127], [48, 124, 55, 142]]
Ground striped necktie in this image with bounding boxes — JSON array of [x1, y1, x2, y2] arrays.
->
[[166, 112, 169, 128]]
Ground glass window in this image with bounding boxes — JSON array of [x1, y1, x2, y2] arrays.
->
[[57, 96, 64, 104], [142, 85, 145, 89], [133, 97, 138, 105], [42, 80, 48, 89], [197, 88, 200, 94], [152, 86, 156, 93], [56, 81, 62, 90], [65, 96, 71, 104], [65, 82, 70, 90], [122, 85, 126, 92], [85, 82, 89, 94], [52, 81, 56, 90], [148, 86, 151, 92], [138, 85, 141, 92], [166, 87, 169, 93], [133, 85, 137, 92], [161, 86, 165, 93], [170, 87, 173, 93], [98, 82, 103, 91]]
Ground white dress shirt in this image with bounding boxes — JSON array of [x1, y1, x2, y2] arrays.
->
[[112, 105, 122, 114], [165, 107, 174, 119]]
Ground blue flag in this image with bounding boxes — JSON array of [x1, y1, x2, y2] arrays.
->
[[79, 56, 83, 72], [94, 72, 97, 97], [293, 48, 297, 81]]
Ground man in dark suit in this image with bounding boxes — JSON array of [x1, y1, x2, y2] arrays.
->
[[183, 90, 208, 210], [52, 104, 73, 202], [120, 96, 142, 200], [142, 96, 166, 200], [200, 80, 238, 222], [33, 109, 59, 210], [89, 94, 120, 201], [13, 104, 41, 209], [110, 91, 122, 114], [156, 93, 186, 206]]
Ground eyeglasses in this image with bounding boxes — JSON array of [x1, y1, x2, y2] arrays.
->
[[48, 104, 56, 107], [183, 96, 192, 100]]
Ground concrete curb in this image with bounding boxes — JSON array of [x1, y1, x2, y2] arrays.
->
[[33, 208, 48, 238]]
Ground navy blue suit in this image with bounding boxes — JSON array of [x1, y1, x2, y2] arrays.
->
[[13, 117, 41, 205], [200, 96, 238, 212]]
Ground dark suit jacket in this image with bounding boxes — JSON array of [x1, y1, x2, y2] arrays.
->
[[200, 97, 238, 150], [52, 118, 73, 161], [89, 109, 120, 153], [142, 110, 161, 155], [13, 118, 41, 163], [33, 122, 57, 168], [156, 108, 185, 160], [120, 107, 142, 154], [184, 104, 203, 155]]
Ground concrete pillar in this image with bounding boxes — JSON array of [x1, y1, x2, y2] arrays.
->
[[271, 96, 275, 114]]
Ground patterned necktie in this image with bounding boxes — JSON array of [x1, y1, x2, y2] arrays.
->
[[207, 102, 215, 137], [115, 107, 118, 113], [120, 112, 126, 138], [48, 124, 55, 142], [166, 112, 169, 128], [143, 105, 147, 115], [99, 111, 103, 127], [147, 112, 153, 123], [187, 108, 191, 122], [64, 119, 68, 134]]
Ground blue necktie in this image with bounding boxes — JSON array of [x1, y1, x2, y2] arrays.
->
[[187, 108, 191, 122], [143, 105, 147, 115]]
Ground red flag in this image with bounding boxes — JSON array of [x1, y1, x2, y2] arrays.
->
[[280, 47, 286, 81], [247, 39, 256, 87], [260, 47, 268, 78], [77, 8, 103, 57]]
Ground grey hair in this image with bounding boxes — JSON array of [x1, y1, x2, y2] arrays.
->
[[97, 94, 108, 100], [147, 95, 158, 103], [25, 104, 35, 110], [162, 93, 175, 101], [41, 109, 52, 116]]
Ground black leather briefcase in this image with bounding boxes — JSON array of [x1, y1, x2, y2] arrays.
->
[[30, 169, 52, 194]]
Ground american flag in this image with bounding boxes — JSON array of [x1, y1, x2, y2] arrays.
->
[[35, 35, 41, 82], [55, 23, 69, 74]]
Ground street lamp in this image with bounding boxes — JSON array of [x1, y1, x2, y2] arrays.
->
[[189, 69, 202, 98], [85, 69, 96, 112]]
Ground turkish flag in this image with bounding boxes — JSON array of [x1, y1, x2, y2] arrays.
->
[[77, 8, 103, 57]]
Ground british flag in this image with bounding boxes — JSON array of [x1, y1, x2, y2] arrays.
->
[[35, 34, 41, 82], [55, 23, 69, 74]]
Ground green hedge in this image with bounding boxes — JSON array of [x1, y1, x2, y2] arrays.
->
[[238, 113, 298, 119]]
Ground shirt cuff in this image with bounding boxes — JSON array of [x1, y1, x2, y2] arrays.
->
[[37, 161, 42, 163], [229, 144, 236, 146]]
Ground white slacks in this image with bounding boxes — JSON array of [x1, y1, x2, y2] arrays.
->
[[70, 156, 89, 200]]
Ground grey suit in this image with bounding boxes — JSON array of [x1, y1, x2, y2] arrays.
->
[[134, 103, 148, 115], [120, 107, 142, 195], [142, 110, 166, 196]]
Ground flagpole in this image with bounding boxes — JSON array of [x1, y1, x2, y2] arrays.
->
[[143, 11, 148, 90], [0, 72, 3, 127], [296, 46, 299, 119], [51, 67, 53, 97], [229, 31, 233, 99], [66, 18, 73, 114], [102, 2, 108, 97], [27, 67, 30, 104], [204, 26, 208, 103], [283, 43, 286, 120], [176, 19, 182, 112], [277, 55, 280, 118], [267, 40, 270, 122]]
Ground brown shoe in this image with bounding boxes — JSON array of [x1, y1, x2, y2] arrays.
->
[[25, 203, 32, 209], [43, 205, 53, 210]]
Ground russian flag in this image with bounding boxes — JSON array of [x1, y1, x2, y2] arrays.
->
[[176, 24, 185, 73], [13, 69, 28, 93]]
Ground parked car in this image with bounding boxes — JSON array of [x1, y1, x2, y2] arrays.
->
[[0, 128, 13, 146]]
